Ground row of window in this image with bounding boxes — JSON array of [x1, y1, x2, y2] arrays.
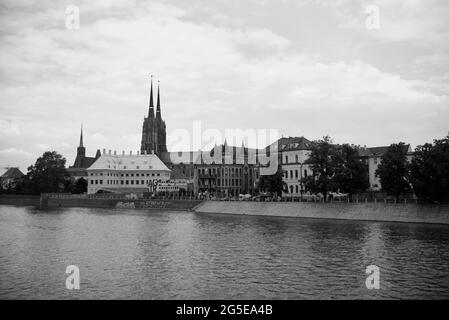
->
[[90, 172, 163, 177], [286, 184, 302, 194], [283, 154, 306, 164], [197, 167, 246, 176], [90, 179, 156, 186], [199, 178, 242, 187], [284, 169, 308, 179]]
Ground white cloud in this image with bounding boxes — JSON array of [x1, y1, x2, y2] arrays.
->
[[0, 0, 448, 172]]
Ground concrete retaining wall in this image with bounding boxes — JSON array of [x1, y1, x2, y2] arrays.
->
[[45, 197, 202, 210], [194, 201, 449, 224]]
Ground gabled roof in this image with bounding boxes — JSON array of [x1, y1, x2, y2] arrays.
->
[[268, 136, 313, 152], [87, 154, 171, 171], [1, 167, 24, 179], [358, 144, 412, 157]]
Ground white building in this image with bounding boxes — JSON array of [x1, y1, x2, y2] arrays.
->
[[86, 151, 171, 194], [277, 137, 313, 197], [359, 144, 414, 191]]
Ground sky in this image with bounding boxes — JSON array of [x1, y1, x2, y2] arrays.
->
[[0, 0, 448, 172]]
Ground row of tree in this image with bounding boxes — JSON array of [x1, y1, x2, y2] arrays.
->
[[379, 136, 449, 203], [1, 151, 87, 195], [259, 134, 449, 203], [302, 136, 369, 200]]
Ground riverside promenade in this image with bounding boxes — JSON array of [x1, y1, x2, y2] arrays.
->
[[194, 201, 449, 225]]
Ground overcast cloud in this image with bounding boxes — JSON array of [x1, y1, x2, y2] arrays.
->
[[0, 0, 448, 171]]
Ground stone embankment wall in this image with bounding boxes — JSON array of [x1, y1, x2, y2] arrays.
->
[[194, 201, 449, 225], [43, 196, 202, 210], [0, 195, 40, 206]]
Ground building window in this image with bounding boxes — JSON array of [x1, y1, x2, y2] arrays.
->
[[304, 170, 308, 177], [121, 181, 124, 185], [126, 180, 129, 185], [295, 185, 299, 193], [295, 170, 298, 178], [285, 171, 288, 179], [136, 180, 139, 185]]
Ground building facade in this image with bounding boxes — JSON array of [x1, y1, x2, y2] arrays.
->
[[86, 152, 171, 194], [194, 143, 260, 197], [359, 144, 414, 191], [278, 137, 313, 197]]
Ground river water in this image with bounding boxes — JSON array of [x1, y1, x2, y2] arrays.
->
[[0, 205, 448, 299]]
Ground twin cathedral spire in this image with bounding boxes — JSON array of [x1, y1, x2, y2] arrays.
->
[[141, 75, 167, 156]]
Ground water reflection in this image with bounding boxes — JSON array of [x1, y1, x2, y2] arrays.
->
[[0, 205, 448, 299]]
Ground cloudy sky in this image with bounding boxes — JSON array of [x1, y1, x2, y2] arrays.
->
[[0, 0, 448, 172]]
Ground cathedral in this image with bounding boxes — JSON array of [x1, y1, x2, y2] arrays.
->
[[140, 76, 167, 156]]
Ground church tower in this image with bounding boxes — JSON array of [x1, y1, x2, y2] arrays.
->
[[73, 125, 86, 167], [141, 76, 167, 156]]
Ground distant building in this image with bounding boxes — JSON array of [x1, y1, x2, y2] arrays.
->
[[86, 152, 171, 194], [194, 142, 260, 197], [0, 167, 24, 190], [67, 126, 101, 180], [358, 144, 414, 191], [140, 76, 167, 157], [277, 136, 314, 197]]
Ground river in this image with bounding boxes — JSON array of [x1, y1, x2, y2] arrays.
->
[[0, 205, 448, 299]]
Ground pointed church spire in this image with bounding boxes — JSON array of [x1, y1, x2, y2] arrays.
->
[[79, 124, 84, 147], [148, 75, 154, 118], [156, 80, 161, 119]]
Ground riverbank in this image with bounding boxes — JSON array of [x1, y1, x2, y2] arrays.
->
[[194, 201, 449, 225], [0, 195, 40, 206], [40, 195, 202, 210]]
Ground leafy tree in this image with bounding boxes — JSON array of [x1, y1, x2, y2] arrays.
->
[[73, 177, 88, 194], [25, 151, 68, 194], [410, 134, 449, 203], [333, 144, 369, 199], [304, 136, 340, 201], [375, 142, 411, 201], [258, 164, 287, 196]]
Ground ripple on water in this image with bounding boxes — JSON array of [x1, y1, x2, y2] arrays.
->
[[0, 205, 449, 299]]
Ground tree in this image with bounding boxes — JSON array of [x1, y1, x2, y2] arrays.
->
[[304, 136, 340, 201], [258, 164, 287, 196], [375, 142, 411, 201], [333, 144, 369, 199], [73, 178, 88, 194], [410, 135, 449, 203], [25, 151, 68, 194]]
